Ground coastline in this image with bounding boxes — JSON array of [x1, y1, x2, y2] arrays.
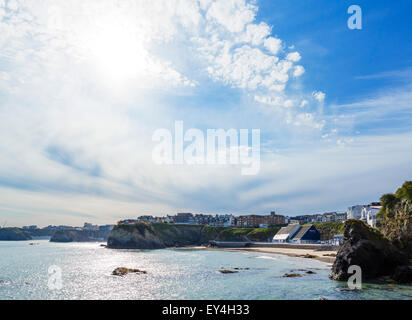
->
[[175, 245, 337, 264]]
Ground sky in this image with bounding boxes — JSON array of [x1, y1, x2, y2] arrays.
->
[[0, 0, 411, 227]]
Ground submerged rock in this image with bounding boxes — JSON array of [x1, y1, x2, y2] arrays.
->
[[329, 220, 407, 281], [112, 267, 147, 276], [219, 270, 239, 274], [282, 273, 302, 278]]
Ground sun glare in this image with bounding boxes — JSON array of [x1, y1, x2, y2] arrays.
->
[[85, 21, 148, 82]]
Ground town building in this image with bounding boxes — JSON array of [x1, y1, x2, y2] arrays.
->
[[118, 219, 138, 225], [361, 203, 382, 227], [174, 213, 195, 225], [99, 225, 115, 231], [347, 205, 363, 219], [333, 234, 344, 246], [289, 225, 320, 244], [83, 223, 99, 231], [273, 224, 301, 243], [22, 225, 38, 230], [236, 212, 285, 228]]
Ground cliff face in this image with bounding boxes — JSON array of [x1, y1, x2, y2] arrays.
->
[[107, 223, 283, 249], [107, 223, 203, 249], [329, 220, 407, 281], [50, 230, 110, 243], [381, 198, 412, 258], [0, 228, 32, 241], [380, 181, 412, 258]]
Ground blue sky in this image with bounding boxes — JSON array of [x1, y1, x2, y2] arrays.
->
[[0, 0, 411, 227]]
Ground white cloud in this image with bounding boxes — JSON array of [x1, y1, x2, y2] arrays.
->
[[237, 22, 271, 45], [313, 91, 326, 103], [206, 0, 257, 33], [0, 0, 339, 226], [264, 37, 282, 55], [293, 65, 305, 77], [286, 51, 301, 62], [7, 0, 18, 11]]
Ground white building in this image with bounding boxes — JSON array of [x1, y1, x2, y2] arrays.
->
[[273, 224, 301, 243], [366, 206, 382, 227], [347, 205, 363, 219]]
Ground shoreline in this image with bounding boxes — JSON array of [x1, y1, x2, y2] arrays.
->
[[175, 245, 337, 264]]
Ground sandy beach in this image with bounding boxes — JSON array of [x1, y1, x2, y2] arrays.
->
[[177, 246, 337, 264]]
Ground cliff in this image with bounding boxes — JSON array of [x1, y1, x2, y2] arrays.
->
[[379, 182, 412, 258], [107, 223, 283, 249], [329, 220, 407, 281], [0, 228, 32, 241], [330, 182, 412, 284], [50, 230, 110, 243]]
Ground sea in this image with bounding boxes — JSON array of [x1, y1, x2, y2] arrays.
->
[[1, 240, 411, 300]]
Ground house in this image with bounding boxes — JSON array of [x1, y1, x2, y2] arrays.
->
[[118, 219, 138, 225], [236, 212, 286, 228], [99, 225, 115, 231], [366, 206, 382, 227], [174, 213, 195, 224], [361, 203, 382, 227], [335, 212, 347, 223], [289, 225, 320, 244], [273, 224, 301, 243], [333, 234, 344, 246], [347, 205, 363, 219]]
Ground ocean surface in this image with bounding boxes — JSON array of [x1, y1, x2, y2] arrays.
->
[[1, 240, 411, 300]]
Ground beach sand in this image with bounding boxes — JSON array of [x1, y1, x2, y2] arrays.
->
[[177, 246, 337, 263]]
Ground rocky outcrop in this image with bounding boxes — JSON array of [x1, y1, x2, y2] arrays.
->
[[107, 223, 204, 249], [329, 220, 408, 281], [0, 228, 32, 241], [50, 230, 110, 243], [381, 198, 412, 258], [112, 267, 147, 276], [107, 222, 282, 249]]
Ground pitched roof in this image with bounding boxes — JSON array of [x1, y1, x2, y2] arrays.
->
[[276, 224, 300, 235], [291, 225, 316, 240]]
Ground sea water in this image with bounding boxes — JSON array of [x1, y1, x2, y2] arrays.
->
[[0, 241, 411, 300]]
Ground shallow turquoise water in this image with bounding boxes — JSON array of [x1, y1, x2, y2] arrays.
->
[[0, 241, 411, 300]]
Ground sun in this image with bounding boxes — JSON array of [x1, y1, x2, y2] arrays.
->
[[83, 20, 148, 82]]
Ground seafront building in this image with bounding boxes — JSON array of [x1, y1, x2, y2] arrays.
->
[[273, 224, 301, 243], [235, 212, 285, 228], [288, 225, 321, 244], [273, 224, 321, 244], [347, 205, 363, 219], [361, 204, 382, 227]]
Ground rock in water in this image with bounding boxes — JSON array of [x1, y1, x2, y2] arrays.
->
[[112, 267, 147, 276], [329, 220, 407, 281], [282, 273, 302, 278], [219, 270, 239, 274]]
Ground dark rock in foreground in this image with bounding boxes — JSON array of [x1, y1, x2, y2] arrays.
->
[[329, 220, 407, 281], [392, 265, 412, 284]]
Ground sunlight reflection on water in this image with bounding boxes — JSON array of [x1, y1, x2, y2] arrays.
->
[[0, 241, 411, 300]]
